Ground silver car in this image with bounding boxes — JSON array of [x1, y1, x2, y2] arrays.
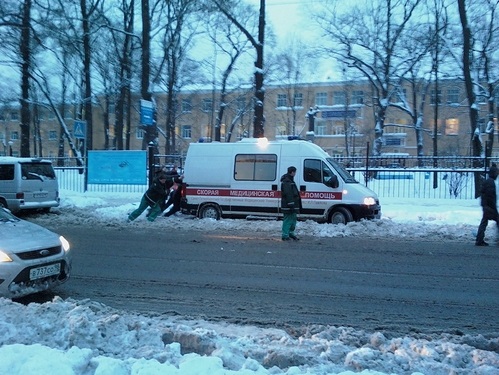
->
[[0, 208, 71, 298]]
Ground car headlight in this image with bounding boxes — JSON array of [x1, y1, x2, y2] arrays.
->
[[0, 250, 13, 262], [363, 197, 377, 206], [59, 236, 70, 252]]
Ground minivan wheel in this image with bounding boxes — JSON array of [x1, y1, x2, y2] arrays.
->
[[329, 207, 353, 225], [198, 204, 221, 220], [0, 199, 7, 210]]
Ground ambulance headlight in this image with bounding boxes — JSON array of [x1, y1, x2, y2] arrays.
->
[[363, 197, 376, 206]]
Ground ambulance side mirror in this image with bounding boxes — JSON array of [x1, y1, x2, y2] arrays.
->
[[325, 175, 339, 189]]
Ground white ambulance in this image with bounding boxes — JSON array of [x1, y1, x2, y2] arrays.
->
[[181, 138, 381, 224]]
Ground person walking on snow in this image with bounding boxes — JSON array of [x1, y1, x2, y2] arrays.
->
[[280, 166, 302, 241], [128, 173, 172, 222], [475, 163, 499, 246]]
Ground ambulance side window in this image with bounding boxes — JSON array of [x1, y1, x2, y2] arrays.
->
[[234, 154, 277, 181], [304, 159, 336, 185], [304, 159, 322, 182]]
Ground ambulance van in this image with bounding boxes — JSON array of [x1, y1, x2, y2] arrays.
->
[[0, 157, 60, 214], [181, 138, 381, 224]]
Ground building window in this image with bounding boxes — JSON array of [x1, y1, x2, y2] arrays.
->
[[316, 123, 326, 135], [64, 108, 72, 119], [48, 130, 57, 140], [202, 99, 213, 112], [10, 131, 19, 140], [237, 97, 246, 111], [182, 99, 192, 113], [10, 111, 18, 121], [352, 90, 364, 104], [383, 136, 405, 146], [332, 125, 344, 135], [316, 92, 327, 106], [277, 94, 287, 107], [293, 93, 303, 107], [182, 125, 192, 139], [333, 91, 346, 106], [445, 118, 459, 135], [136, 127, 144, 139], [431, 89, 442, 105], [447, 88, 459, 104]]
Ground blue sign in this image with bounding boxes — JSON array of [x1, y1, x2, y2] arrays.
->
[[88, 151, 147, 185], [321, 110, 357, 119], [74, 120, 86, 139], [140, 99, 154, 126]]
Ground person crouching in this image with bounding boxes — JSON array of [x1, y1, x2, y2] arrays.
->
[[128, 173, 173, 222]]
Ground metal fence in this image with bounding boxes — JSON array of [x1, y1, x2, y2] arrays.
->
[[52, 155, 494, 199]]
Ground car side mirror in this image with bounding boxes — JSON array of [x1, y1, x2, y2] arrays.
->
[[325, 175, 339, 188]]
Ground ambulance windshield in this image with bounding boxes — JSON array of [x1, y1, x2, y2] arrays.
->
[[326, 159, 358, 183]]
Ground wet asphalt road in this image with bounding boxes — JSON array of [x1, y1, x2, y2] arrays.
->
[[24, 224, 499, 337]]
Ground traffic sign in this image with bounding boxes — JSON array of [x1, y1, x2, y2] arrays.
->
[[74, 120, 86, 139], [140, 99, 154, 126]]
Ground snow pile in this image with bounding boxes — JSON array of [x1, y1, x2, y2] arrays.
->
[[1, 297, 498, 375], [1, 190, 498, 375]]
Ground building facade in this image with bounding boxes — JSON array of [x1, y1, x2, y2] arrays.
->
[[1, 79, 497, 159]]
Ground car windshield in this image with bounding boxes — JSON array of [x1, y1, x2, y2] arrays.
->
[[326, 158, 358, 183], [0, 208, 19, 222]]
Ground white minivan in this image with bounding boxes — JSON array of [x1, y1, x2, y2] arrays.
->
[[181, 138, 381, 224], [0, 157, 60, 214]]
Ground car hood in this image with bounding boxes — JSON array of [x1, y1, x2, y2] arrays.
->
[[0, 219, 60, 253]]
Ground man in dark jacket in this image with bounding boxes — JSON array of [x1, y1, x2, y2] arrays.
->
[[128, 173, 172, 222], [476, 164, 499, 246], [280, 166, 302, 241]]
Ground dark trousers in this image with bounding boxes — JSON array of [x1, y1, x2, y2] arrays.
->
[[476, 207, 499, 244]]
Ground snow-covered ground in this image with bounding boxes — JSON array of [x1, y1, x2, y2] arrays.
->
[[1, 190, 498, 375]]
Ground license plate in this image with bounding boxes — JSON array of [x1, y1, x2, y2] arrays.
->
[[29, 263, 61, 280], [33, 193, 47, 198]]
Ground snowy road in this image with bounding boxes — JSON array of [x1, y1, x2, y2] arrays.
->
[[26, 223, 499, 338]]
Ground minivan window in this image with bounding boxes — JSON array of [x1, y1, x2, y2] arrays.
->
[[0, 165, 15, 180], [21, 163, 56, 180], [234, 154, 277, 181]]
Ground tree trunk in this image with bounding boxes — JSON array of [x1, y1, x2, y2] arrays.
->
[[458, 0, 481, 198], [252, 0, 265, 138], [81, 0, 93, 151], [19, 0, 32, 157], [140, 0, 157, 152]]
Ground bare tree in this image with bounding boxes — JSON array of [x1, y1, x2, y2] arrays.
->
[[204, 2, 254, 142], [316, 0, 423, 156], [152, 0, 198, 155], [100, 0, 136, 150], [212, 0, 266, 138]]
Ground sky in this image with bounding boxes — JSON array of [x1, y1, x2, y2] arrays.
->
[[1, 189, 499, 375]]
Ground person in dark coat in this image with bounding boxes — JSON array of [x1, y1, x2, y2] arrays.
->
[[163, 176, 184, 217], [128, 173, 173, 222], [475, 164, 499, 246], [280, 166, 302, 241]]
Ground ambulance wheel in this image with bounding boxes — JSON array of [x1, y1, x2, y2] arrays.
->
[[329, 207, 353, 225], [198, 204, 221, 220]]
